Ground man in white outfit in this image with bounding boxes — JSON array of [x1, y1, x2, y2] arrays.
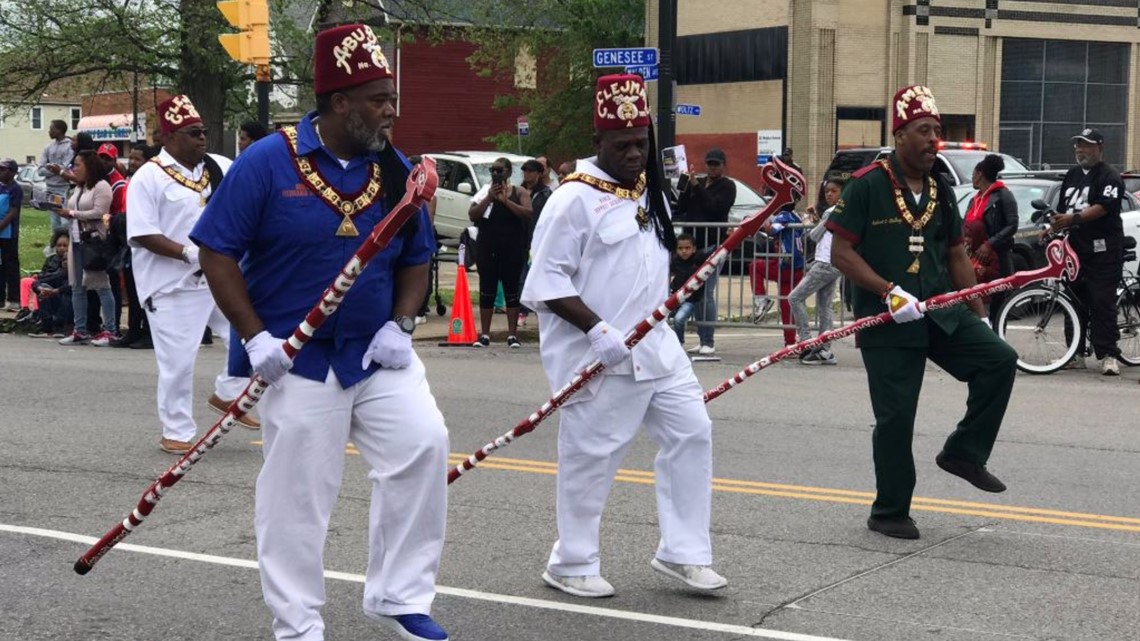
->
[[522, 73, 726, 598], [191, 24, 449, 641], [126, 95, 256, 455]]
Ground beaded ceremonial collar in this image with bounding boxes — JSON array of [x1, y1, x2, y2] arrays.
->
[[877, 158, 937, 273], [151, 158, 210, 206], [562, 171, 650, 229], [280, 126, 384, 237]]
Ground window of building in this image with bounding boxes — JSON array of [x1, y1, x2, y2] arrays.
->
[[999, 38, 1129, 169], [30, 106, 43, 130], [71, 107, 82, 131]]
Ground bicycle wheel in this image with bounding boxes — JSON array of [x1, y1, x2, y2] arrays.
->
[[1116, 280, 1140, 366], [996, 285, 1082, 374]]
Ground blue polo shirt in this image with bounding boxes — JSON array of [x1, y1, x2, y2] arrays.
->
[[0, 180, 22, 239], [190, 112, 434, 388]]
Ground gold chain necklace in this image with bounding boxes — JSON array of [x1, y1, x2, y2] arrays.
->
[[877, 159, 937, 274], [561, 171, 651, 229], [151, 158, 211, 207], [281, 126, 384, 237]]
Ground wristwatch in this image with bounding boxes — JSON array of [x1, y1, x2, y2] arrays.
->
[[393, 315, 416, 335]]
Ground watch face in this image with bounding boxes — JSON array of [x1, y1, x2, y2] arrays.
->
[[397, 316, 416, 333]]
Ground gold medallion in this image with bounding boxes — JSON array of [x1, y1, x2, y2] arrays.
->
[[336, 215, 360, 237], [877, 159, 937, 276], [280, 126, 384, 236], [907, 257, 921, 274], [199, 196, 208, 207]]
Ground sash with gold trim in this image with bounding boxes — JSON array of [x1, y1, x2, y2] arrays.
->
[[151, 158, 211, 207], [561, 171, 651, 229], [279, 126, 384, 237]]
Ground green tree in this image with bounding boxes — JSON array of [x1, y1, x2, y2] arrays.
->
[[0, 0, 320, 149], [464, 0, 645, 161]]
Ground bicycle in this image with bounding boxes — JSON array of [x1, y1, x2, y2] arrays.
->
[[995, 207, 1140, 374]]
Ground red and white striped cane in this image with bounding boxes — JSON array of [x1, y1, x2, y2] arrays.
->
[[447, 158, 807, 484], [74, 158, 439, 575], [702, 238, 1080, 403]]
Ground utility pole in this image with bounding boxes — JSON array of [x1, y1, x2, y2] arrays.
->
[[256, 64, 271, 127], [657, 0, 677, 149]]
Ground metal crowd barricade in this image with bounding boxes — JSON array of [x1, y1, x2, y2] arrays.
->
[[675, 221, 850, 339]]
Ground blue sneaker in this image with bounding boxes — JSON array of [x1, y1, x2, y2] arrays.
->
[[376, 613, 448, 641]]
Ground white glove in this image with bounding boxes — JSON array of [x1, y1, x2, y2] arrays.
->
[[886, 286, 924, 323], [362, 321, 413, 370], [181, 244, 200, 266], [244, 331, 293, 384], [587, 321, 631, 369]]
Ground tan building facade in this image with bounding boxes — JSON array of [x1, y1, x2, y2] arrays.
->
[[647, 0, 1140, 193], [0, 102, 82, 165]]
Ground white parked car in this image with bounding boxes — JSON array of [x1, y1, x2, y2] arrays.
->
[[424, 151, 536, 240]]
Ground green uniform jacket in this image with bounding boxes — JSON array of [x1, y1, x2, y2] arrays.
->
[[826, 153, 974, 348]]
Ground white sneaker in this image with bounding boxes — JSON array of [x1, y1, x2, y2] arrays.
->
[[697, 345, 716, 356], [542, 571, 615, 598], [650, 558, 727, 591], [686, 344, 702, 354], [1102, 357, 1120, 376], [414, 315, 427, 326]]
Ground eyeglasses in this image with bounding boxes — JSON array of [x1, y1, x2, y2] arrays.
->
[[706, 160, 723, 166], [180, 128, 208, 139]]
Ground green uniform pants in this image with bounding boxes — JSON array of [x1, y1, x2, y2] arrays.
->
[[860, 314, 1017, 519]]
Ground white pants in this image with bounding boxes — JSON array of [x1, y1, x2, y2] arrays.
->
[[547, 369, 714, 576], [256, 357, 449, 641], [148, 286, 247, 442]]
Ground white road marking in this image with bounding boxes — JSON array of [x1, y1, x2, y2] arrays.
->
[[2, 523, 854, 641]]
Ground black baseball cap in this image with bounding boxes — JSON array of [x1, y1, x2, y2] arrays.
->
[[1071, 128, 1105, 145], [705, 148, 726, 164]]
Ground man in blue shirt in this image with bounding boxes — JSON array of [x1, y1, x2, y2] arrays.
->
[[192, 24, 450, 641], [0, 158, 23, 311]]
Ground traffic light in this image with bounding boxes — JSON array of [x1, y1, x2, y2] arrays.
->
[[217, 0, 270, 65]]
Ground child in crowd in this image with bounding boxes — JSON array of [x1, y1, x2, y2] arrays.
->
[[26, 230, 72, 338], [669, 233, 711, 348], [790, 179, 845, 365]]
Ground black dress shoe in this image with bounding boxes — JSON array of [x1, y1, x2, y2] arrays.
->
[[867, 516, 920, 539], [128, 335, 154, 350], [936, 451, 1007, 493], [111, 331, 140, 348]]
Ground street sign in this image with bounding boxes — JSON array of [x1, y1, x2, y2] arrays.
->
[[517, 116, 529, 137], [675, 104, 701, 117], [757, 129, 782, 165], [593, 47, 659, 68], [625, 65, 659, 81]]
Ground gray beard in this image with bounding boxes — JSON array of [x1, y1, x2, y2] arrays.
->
[[345, 111, 387, 153]]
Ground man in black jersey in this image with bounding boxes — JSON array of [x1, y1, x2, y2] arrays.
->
[[1052, 128, 1125, 376]]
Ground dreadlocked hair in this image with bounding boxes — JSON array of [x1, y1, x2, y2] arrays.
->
[[646, 122, 677, 252], [377, 144, 419, 241]]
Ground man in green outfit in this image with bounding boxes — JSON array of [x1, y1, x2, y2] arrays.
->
[[827, 85, 1018, 540]]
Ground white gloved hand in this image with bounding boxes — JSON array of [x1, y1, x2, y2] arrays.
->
[[181, 244, 200, 266], [361, 321, 413, 370], [244, 331, 293, 384], [886, 285, 924, 323], [587, 321, 631, 369]]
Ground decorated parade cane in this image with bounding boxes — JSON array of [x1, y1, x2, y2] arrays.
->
[[703, 238, 1081, 403], [447, 157, 807, 484], [74, 158, 439, 575]]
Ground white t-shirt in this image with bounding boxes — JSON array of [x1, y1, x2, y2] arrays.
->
[[126, 150, 232, 301], [521, 157, 689, 405]]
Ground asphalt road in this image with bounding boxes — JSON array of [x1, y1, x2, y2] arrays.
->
[[1, 325, 1138, 641]]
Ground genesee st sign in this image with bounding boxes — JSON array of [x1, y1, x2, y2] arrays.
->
[[593, 47, 659, 68]]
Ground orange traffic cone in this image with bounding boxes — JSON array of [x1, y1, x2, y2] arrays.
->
[[440, 245, 478, 346]]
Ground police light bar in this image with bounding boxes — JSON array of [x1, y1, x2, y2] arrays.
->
[[937, 141, 989, 151]]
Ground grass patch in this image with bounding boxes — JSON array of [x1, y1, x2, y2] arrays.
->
[[17, 207, 54, 274]]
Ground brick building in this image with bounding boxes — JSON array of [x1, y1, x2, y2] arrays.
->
[[646, 0, 1140, 192], [79, 88, 175, 156]]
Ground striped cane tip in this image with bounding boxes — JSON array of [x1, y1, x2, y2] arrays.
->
[[74, 559, 93, 575]]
